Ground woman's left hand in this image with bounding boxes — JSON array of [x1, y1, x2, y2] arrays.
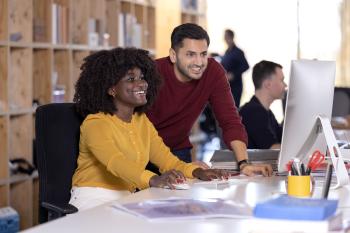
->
[[192, 168, 231, 181], [192, 161, 210, 169]]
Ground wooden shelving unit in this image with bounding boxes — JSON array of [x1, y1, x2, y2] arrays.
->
[[180, 0, 206, 27], [1, 0, 207, 230], [0, 0, 157, 230], [155, 0, 206, 57]]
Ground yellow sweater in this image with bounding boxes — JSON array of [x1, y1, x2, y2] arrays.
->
[[72, 112, 199, 192]]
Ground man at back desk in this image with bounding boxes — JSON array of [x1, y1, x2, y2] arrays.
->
[[146, 23, 272, 176], [240, 60, 287, 149]]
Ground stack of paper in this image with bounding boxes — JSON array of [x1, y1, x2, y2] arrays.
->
[[210, 149, 279, 171], [111, 198, 252, 221]]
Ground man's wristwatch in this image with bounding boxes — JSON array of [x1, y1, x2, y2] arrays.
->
[[237, 159, 250, 171]]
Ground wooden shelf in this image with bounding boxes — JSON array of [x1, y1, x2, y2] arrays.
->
[[10, 180, 33, 229], [0, 0, 158, 230], [0, 46, 8, 112], [9, 114, 33, 162], [9, 48, 33, 110], [0, 0, 8, 41], [8, 41, 111, 50], [180, 0, 206, 26], [0, 178, 8, 187], [0, 172, 38, 186], [181, 8, 200, 15], [33, 49, 52, 105], [0, 185, 9, 207], [9, 171, 38, 185], [0, 0, 208, 230], [0, 41, 8, 46], [0, 117, 8, 184], [9, 0, 33, 43], [9, 107, 36, 116]]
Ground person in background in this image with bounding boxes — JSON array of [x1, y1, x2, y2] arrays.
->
[[240, 60, 287, 149], [71, 47, 229, 210], [146, 23, 272, 176], [221, 29, 249, 108]]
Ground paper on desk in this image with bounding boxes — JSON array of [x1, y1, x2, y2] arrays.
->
[[110, 198, 252, 221]]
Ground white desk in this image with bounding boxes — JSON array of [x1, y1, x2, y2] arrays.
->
[[22, 176, 350, 233]]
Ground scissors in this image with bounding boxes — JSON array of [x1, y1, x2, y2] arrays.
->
[[306, 150, 325, 175]]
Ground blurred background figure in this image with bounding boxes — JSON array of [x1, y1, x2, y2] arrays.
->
[[221, 29, 249, 108], [240, 60, 287, 149]]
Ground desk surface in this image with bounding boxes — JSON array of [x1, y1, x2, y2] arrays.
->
[[23, 176, 350, 233]]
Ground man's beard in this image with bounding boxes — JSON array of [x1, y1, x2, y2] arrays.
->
[[175, 59, 204, 81]]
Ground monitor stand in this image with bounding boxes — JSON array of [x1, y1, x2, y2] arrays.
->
[[297, 115, 349, 189]]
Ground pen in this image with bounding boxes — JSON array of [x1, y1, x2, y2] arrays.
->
[[293, 159, 302, 176], [300, 163, 306, 175], [322, 163, 333, 199], [306, 167, 311, 175], [291, 162, 299, 176]]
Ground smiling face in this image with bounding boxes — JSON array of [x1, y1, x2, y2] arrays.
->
[[109, 67, 148, 110], [169, 38, 208, 82]]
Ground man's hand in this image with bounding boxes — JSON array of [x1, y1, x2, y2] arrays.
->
[[149, 169, 186, 189], [192, 168, 231, 181], [240, 164, 273, 177]]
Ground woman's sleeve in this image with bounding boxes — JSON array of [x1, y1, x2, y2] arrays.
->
[[82, 118, 156, 189], [146, 119, 200, 178]]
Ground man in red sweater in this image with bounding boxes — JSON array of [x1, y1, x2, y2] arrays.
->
[[146, 23, 272, 176]]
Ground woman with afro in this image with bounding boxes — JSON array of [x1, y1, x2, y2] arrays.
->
[[70, 47, 228, 210]]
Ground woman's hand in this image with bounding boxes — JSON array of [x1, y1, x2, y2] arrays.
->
[[149, 169, 186, 189], [240, 164, 273, 177], [192, 161, 210, 169], [192, 168, 231, 181]]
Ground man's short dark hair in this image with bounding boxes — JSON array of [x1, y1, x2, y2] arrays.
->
[[252, 60, 283, 89], [171, 23, 210, 50], [225, 29, 234, 39]]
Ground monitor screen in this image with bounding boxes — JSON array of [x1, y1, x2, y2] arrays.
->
[[278, 60, 336, 172]]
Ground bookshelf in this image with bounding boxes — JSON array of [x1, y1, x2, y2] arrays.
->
[[0, 0, 158, 230], [155, 0, 206, 57], [180, 0, 206, 27]]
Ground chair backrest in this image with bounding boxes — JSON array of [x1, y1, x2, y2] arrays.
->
[[35, 103, 83, 222]]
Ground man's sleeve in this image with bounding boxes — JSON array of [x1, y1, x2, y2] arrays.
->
[[146, 119, 199, 178], [208, 65, 248, 148]]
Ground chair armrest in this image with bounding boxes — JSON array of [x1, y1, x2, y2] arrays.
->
[[42, 202, 78, 218]]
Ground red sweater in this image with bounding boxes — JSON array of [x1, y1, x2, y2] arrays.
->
[[146, 57, 248, 150]]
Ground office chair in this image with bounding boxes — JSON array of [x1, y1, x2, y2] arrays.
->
[[35, 103, 83, 222]]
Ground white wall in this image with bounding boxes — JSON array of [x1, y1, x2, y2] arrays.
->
[[207, 0, 342, 122]]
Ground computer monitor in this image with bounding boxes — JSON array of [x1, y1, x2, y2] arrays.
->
[[277, 60, 349, 188]]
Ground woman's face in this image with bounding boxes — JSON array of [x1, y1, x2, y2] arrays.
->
[[111, 67, 148, 109]]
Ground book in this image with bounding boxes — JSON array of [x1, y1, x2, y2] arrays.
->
[[111, 198, 252, 221], [249, 212, 343, 233], [254, 195, 338, 221], [210, 149, 279, 171]]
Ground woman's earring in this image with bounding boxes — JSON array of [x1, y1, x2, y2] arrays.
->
[[109, 89, 116, 97]]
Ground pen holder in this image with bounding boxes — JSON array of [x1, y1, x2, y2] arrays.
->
[[286, 175, 314, 198]]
